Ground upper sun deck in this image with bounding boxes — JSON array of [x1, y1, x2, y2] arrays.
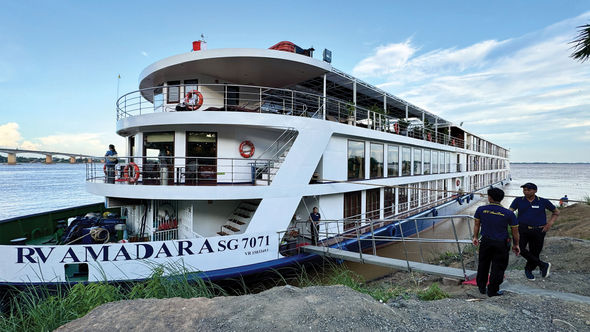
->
[[116, 42, 509, 157]]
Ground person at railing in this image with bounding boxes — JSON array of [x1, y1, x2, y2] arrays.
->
[[309, 207, 321, 245], [510, 182, 559, 281], [472, 187, 520, 297], [105, 144, 118, 184]]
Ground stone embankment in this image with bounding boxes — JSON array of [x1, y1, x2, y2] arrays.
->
[[58, 204, 590, 332]]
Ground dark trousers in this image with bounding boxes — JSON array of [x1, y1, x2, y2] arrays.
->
[[310, 222, 320, 245], [477, 238, 509, 295], [519, 226, 546, 271]]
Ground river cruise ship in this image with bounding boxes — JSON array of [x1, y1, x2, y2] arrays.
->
[[0, 41, 509, 284]]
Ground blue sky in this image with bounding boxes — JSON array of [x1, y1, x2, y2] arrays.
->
[[1, 1, 589, 162]]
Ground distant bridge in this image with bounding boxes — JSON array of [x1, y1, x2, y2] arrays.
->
[[0, 148, 97, 165]]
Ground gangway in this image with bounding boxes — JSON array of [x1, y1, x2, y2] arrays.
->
[[303, 245, 476, 280], [283, 214, 479, 280]]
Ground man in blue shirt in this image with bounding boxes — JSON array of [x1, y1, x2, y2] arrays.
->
[[104, 144, 118, 184], [309, 207, 321, 245], [510, 183, 560, 281], [473, 187, 520, 297]]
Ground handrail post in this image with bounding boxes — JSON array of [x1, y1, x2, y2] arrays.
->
[[399, 222, 412, 272], [414, 218, 424, 263], [356, 220, 363, 262], [450, 217, 467, 278], [369, 218, 376, 256]]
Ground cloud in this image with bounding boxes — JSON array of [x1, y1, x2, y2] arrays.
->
[[352, 12, 590, 161], [0, 122, 123, 156], [0, 122, 22, 146]]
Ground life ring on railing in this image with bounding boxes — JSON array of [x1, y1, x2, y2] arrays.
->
[[124, 162, 140, 184], [456, 178, 461, 187], [239, 140, 255, 158], [427, 132, 432, 141], [451, 138, 456, 146], [185, 90, 204, 110], [393, 123, 400, 134]]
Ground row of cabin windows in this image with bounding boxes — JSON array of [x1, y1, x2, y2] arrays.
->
[[348, 140, 453, 180], [343, 179, 454, 223]]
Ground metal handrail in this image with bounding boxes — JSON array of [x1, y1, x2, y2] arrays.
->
[[115, 83, 506, 156], [87, 155, 277, 186]]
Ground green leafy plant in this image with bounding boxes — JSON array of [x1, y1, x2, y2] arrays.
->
[[417, 283, 449, 301]]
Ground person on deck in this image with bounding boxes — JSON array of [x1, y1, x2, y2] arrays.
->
[[559, 195, 569, 208], [473, 187, 520, 297], [510, 183, 559, 281], [309, 207, 321, 245], [104, 144, 118, 184]]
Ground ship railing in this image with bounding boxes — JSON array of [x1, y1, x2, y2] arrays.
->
[[117, 83, 477, 152], [85, 156, 278, 186], [278, 215, 478, 276]]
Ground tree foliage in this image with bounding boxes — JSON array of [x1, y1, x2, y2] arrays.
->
[[571, 24, 590, 62]]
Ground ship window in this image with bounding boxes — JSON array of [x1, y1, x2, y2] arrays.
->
[[445, 152, 451, 173], [154, 85, 164, 112], [398, 185, 408, 212], [421, 182, 429, 204], [432, 151, 438, 174], [410, 183, 419, 209], [423, 150, 431, 175], [344, 191, 361, 230], [370, 143, 384, 179], [413, 149, 422, 175], [347, 140, 365, 180], [429, 180, 437, 202], [226, 86, 239, 106], [439, 151, 445, 174], [437, 180, 444, 199], [184, 79, 199, 98], [387, 145, 399, 177], [366, 188, 380, 220], [401, 147, 411, 176], [384, 187, 395, 218], [144, 132, 175, 173], [167, 81, 180, 103]]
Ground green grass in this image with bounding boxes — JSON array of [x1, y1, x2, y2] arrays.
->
[[0, 260, 450, 331], [0, 267, 228, 332], [417, 283, 449, 301]]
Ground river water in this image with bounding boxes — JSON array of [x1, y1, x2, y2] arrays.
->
[[1, 163, 588, 221]]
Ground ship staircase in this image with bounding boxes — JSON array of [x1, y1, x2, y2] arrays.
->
[[253, 128, 298, 185], [300, 215, 478, 280], [217, 201, 260, 236]]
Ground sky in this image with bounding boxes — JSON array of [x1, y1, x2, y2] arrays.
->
[[1, 1, 589, 162]]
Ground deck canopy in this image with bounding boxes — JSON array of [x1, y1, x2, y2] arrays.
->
[[139, 48, 332, 92], [138, 47, 451, 127]]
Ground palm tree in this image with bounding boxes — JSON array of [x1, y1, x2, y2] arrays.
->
[[571, 24, 590, 62]]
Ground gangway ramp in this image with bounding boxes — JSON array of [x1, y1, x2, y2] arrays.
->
[[303, 245, 477, 280]]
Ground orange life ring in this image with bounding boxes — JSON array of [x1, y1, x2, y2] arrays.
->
[[427, 132, 432, 141], [185, 90, 204, 110], [451, 139, 456, 146], [456, 179, 461, 187], [124, 162, 140, 184], [239, 140, 255, 158], [393, 123, 400, 134]]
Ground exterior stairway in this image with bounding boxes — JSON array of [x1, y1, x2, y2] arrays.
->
[[217, 201, 260, 236], [254, 128, 297, 186]]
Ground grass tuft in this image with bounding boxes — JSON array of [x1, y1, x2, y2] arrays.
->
[[417, 283, 449, 301]]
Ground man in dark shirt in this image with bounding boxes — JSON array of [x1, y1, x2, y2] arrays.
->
[[309, 207, 321, 245], [473, 187, 520, 297], [510, 182, 559, 281]]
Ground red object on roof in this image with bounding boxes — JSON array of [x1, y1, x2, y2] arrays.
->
[[193, 41, 203, 51], [269, 41, 296, 53]]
